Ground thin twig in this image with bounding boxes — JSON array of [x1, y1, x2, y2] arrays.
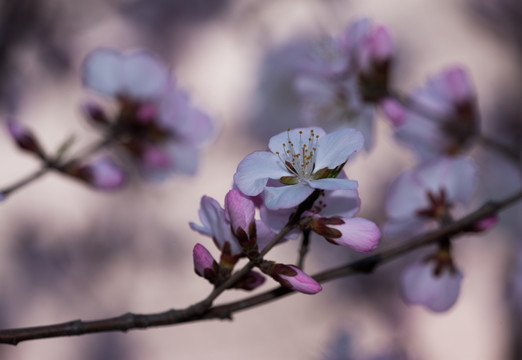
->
[[0, 136, 113, 199], [297, 229, 311, 269], [0, 188, 520, 345]]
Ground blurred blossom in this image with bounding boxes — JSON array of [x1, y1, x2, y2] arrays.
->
[[509, 241, 522, 316], [6, 119, 44, 157], [322, 330, 409, 360], [234, 127, 363, 210], [82, 48, 214, 180], [70, 157, 127, 190], [401, 252, 463, 312], [384, 66, 478, 160], [249, 18, 393, 148], [295, 18, 393, 150], [384, 156, 478, 236]]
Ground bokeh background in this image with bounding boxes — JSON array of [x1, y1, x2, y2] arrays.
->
[[0, 0, 521, 359]]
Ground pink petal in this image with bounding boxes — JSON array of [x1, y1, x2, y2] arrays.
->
[[327, 217, 380, 252], [225, 189, 256, 235], [401, 260, 463, 312]]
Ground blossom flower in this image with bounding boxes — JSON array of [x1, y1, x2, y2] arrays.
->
[[189, 195, 242, 256], [190, 190, 277, 257], [259, 187, 380, 252], [234, 127, 364, 210], [401, 254, 463, 312], [383, 66, 478, 159], [295, 18, 394, 150], [384, 156, 478, 236], [82, 48, 214, 179]]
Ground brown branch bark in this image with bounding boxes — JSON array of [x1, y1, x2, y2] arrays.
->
[[1, 188, 520, 345]]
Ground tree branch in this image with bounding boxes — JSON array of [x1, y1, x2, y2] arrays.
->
[[0, 188, 520, 345]]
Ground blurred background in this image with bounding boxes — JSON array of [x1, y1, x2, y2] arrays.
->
[[0, 0, 521, 359]]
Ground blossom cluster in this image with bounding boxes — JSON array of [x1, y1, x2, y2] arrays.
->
[[190, 126, 381, 294], [250, 17, 495, 312], [6, 48, 214, 192]]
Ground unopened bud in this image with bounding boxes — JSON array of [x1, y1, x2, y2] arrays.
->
[[265, 262, 322, 294], [234, 270, 265, 291], [81, 102, 110, 127], [193, 243, 219, 283], [66, 157, 126, 190], [464, 215, 498, 233], [7, 120, 44, 157]]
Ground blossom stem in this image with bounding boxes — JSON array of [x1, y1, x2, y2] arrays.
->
[[0, 135, 114, 199], [0, 188, 520, 345], [297, 229, 311, 269]]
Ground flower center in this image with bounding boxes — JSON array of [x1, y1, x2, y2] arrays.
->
[[276, 129, 320, 181]]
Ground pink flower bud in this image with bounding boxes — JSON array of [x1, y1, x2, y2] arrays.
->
[[314, 216, 380, 253], [88, 158, 126, 189], [369, 26, 393, 63], [272, 264, 322, 294], [225, 188, 256, 242], [193, 243, 218, 282], [382, 98, 407, 126], [81, 102, 110, 127], [465, 215, 498, 232], [7, 120, 44, 156], [142, 147, 171, 168], [235, 270, 266, 291], [68, 158, 126, 190], [444, 66, 474, 105]]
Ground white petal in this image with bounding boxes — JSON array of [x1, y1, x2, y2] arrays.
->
[[441, 156, 478, 204], [234, 151, 289, 196], [123, 51, 170, 99], [314, 128, 364, 170], [318, 189, 360, 218], [385, 170, 429, 219], [401, 260, 463, 312], [83, 48, 124, 96], [307, 177, 358, 190], [264, 184, 314, 210]]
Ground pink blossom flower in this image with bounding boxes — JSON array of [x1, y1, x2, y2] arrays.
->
[[270, 264, 322, 294], [260, 187, 361, 234], [383, 66, 477, 159], [82, 48, 214, 179], [234, 127, 363, 210], [401, 256, 463, 312], [385, 156, 478, 236], [190, 190, 277, 256], [259, 187, 380, 252], [190, 195, 242, 256]]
